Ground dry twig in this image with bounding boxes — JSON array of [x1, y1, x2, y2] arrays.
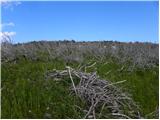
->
[[46, 66, 140, 119]]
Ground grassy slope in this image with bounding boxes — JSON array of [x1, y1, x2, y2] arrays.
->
[[1, 59, 159, 118]]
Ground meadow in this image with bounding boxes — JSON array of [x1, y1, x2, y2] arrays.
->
[[1, 39, 159, 118]]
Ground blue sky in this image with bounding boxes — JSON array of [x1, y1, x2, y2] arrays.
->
[[1, 1, 159, 43]]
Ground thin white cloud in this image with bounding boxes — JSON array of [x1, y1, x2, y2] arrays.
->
[[1, 0, 19, 42], [1, 0, 21, 4], [0, 32, 16, 42], [0, 22, 15, 31], [3, 32, 16, 36], [5, 22, 15, 26], [1, 0, 21, 10], [1, 22, 15, 28]]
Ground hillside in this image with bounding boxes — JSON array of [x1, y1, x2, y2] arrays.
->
[[1, 40, 159, 118]]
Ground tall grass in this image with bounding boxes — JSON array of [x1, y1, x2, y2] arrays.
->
[[2, 60, 86, 118], [1, 59, 158, 118]]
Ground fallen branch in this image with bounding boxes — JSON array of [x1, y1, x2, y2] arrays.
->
[[66, 66, 77, 95], [111, 113, 131, 119], [46, 67, 140, 119], [103, 80, 127, 88]]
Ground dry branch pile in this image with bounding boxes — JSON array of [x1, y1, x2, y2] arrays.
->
[[46, 66, 141, 119]]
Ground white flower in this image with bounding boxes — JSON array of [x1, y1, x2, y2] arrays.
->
[[46, 107, 50, 110]]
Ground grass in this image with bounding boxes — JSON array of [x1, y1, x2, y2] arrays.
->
[[1, 59, 159, 118], [2, 60, 85, 118], [95, 60, 159, 116]]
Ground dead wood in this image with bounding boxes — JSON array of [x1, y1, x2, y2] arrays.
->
[[45, 67, 140, 119]]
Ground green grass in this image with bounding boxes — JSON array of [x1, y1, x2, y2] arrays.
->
[[94, 61, 159, 116], [2, 60, 86, 118], [1, 59, 159, 118]]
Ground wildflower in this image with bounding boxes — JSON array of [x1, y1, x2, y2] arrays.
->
[[46, 107, 49, 110]]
